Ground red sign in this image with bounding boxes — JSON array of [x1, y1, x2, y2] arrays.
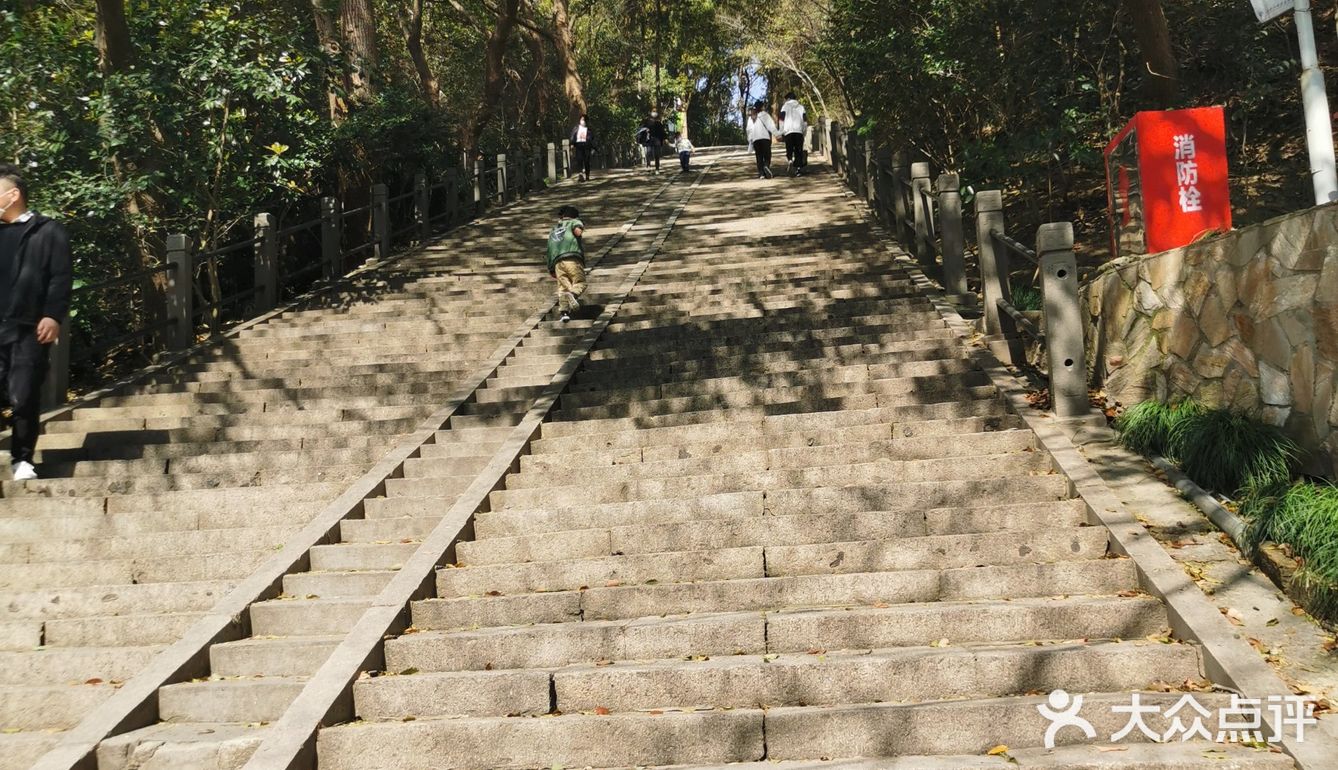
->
[[1104, 106, 1232, 258]]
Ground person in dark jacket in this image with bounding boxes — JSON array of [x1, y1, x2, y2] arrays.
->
[[639, 111, 668, 173], [0, 164, 73, 481], [571, 115, 594, 182]]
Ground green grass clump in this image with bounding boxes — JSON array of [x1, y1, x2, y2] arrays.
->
[[1009, 281, 1042, 312], [1170, 407, 1299, 495], [1114, 399, 1203, 460], [1242, 480, 1338, 619]]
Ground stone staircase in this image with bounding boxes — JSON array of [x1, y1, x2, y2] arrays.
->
[[307, 161, 1290, 768], [0, 170, 672, 770]]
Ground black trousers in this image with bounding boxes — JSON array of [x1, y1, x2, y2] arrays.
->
[[0, 331, 49, 464], [573, 142, 592, 177], [753, 139, 772, 176], [785, 132, 807, 167]]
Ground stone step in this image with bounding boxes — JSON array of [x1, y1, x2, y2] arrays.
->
[[389, 594, 1166, 676], [459, 500, 1088, 565], [0, 732, 60, 769], [636, 744, 1294, 769], [473, 491, 764, 538], [527, 413, 1024, 456], [384, 474, 475, 499], [0, 683, 116, 729], [44, 611, 204, 647], [581, 319, 952, 362], [339, 516, 442, 544], [308, 542, 419, 572], [357, 639, 1197, 721], [0, 645, 161, 685], [316, 691, 1235, 770], [0, 579, 233, 620], [503, 442, 1043, 491], [553, 385, 999, 424], [210, 635, 342, 677], [489, 458, 1059, 511], [1, 462, 365, 497], [415, 560, 1137, 631], [436, 545, 765, 596], [400, 455, 492, 479], [9, 525, 295, 564], [518, 428, 1034, 473], [283, 569, 397, 599], [249, 596, 371, 636], [564, 357, 979, 398], [0, 620, 41, 651], [96, 720, 268, 770], [536, 397, 1009, 440], [159, 677, 306, 723]]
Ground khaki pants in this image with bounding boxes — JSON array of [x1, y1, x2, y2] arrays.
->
[[554, 258, 586, 312]]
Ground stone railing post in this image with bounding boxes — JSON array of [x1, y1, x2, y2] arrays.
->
[[496, 153, 508, 204], [165, 234, 193, 349], [472, 157, 483, 212], [320, 195, 341, 280], [975, 190, 1008, 336], [1038, 222, 1088, 418], [937, 173, 967, 297], [444, 169, 459, 228], [863, 141, 876, 206], [414, 172, 430, 239], [547, 142, 558, 182], [253, 212, 278, 314], [910, 162, 933, 270], [890, 152, 911, 245], [41, 330, 70, 409], [371, 183, 390, 260], [561, 139, 572, 178]]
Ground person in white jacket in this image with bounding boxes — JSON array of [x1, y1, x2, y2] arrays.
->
[[779, 92, 808, 176], [747, 102, 779, 179]]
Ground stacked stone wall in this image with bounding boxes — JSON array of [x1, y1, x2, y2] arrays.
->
[[1085, 203, 1338, 477]]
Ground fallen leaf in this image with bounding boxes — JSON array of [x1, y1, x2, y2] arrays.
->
[[1222, 607, 1245, 626], [987, 745, 1009, 756], [1266, 618, 1280, 627], [1097, 746, 1128, 753], [605, 580, 621, 588], [84, 678, 103, 685], [593, 706, 610, 716]]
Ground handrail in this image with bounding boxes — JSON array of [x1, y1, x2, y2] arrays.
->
[[69, 316, 176, 364], [74, 262, 176, 295], [277, 218, 321, 239], [990, 229, 1039, 266], [996, 297, 1045, 341], [196, 235, 263, 264]]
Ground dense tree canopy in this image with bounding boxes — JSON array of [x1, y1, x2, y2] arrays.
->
[[2, 0, 1331, 381]]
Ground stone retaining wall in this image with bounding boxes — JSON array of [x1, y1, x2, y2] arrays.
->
[[1084, 202, 1338, 477]]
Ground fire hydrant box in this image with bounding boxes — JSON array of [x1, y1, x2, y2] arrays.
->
[[1104, 106, 1232, 259]]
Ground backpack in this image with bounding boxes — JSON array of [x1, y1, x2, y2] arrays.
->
[[635, 126, 650, 145]]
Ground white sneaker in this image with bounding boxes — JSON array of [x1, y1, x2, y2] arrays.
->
[[563, 291, 580, 311], [11, 461, 37, 481]]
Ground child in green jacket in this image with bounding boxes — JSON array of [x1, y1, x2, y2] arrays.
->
[[546, 205, 586, 323]]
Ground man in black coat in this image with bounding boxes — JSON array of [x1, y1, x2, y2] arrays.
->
[[0, 164, 72, 481]]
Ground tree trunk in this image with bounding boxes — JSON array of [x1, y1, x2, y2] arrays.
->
[[94, 0, 170, 331], [1122, 0, 1178, 107], [310, 0, 346, 120], [552, 0, 588, 123], [520, 26, 549, 131], [340, 0, 380, 105], [93, 0, 134, 73], [464, 0, 520, 151], [403, 0, 440, 107]]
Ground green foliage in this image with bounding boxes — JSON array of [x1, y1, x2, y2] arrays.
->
[[1171, 406, 1299, 495], [1007, 281, 1041, 312], [1241, 480, 1338, 620], [1115, 399, 1204, 461]]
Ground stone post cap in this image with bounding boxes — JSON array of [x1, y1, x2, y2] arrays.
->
[[166, 233, 190, 252], [975, 189, 1003, 212], [254, 212, 275, 226], [910, 161, 932, 178], [936, 172, 960, 192], [1036, 222, 1075, 253]]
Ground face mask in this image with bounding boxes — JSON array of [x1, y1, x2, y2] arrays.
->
[[651, 113, 658, 118], [579, 119, 586, 125]]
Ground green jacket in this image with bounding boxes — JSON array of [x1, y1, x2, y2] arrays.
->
[[546, 218, 585, 273]]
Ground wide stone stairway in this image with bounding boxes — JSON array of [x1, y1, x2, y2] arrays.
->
[[2, 152, 1306, 769], [311, 160, 1286, 768], [0, 168, 680, 769]]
